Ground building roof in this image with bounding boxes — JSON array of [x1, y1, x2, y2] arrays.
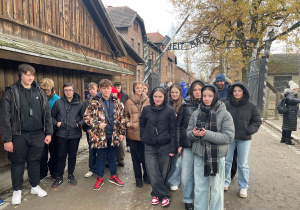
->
[[106, 6, 147, 38], [268, 54, 300, 75], [147, 32, 164, 43], [84, 0, 126, 57], [0, 33, 133, 75]]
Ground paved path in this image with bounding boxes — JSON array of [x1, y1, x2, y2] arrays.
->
[[1, 124, 300, 209]]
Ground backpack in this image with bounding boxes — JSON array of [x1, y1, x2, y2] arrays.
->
[[277, 98, 288, 114]]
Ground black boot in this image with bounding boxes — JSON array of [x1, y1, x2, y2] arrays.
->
[[280, 137, 286, 143], [185, 203, 193, 210], [285, 137, 295, 145]]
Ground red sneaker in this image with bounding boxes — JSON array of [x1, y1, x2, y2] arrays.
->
[[109, 174, 124, 187], [94, 176, 104, 190], [162, 198, 170, 207], [152, 197, 159, 205]]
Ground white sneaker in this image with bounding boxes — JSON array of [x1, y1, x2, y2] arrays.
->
[[31, 185, 47, 197], [224, 185, 229, 191], [11, 190, 22, 205], [84, 171, 94, 178], [170, 186, 178, 191], [239, 188, 247, 198]]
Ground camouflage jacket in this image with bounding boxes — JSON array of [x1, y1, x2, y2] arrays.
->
[[83, 94, 126, 149]]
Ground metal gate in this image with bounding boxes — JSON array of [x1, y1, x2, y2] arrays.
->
[[247, 57, 268, 114]]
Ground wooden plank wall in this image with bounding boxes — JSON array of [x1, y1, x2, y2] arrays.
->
[[0, 58, 113, 167], [0, 0, 113, 62]]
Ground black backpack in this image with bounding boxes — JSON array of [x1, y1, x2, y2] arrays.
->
[[277, 98, 288, 114]]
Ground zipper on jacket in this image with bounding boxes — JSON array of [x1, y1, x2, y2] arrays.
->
[[11, 88, 21, 135]]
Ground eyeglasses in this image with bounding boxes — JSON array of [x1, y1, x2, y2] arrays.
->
[[64, 89, 74, 92]]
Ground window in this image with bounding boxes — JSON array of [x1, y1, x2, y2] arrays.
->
[[274, 76, 292, 92], [138, 43, 141, 54], [134, 21, 138, 32], [131, 38, 134, 47]]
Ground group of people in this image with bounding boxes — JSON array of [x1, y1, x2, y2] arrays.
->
[[2, 64, 286, 209]]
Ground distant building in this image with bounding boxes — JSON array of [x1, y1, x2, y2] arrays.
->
[[267, 54, 300, 92]]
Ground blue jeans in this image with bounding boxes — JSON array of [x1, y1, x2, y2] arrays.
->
[[181, 148, 194, 204], [86, 133, 97, 173], [225, 139, 251, 189], [145, 144, 171, 200], [194, 156, 225, 210], [96, 138, 117, 178], [167, 154, 182, 187]]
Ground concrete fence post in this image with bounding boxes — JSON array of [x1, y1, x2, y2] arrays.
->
[[263, 88, 270, 119]]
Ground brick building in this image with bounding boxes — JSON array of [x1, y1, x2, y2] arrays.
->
[[175, 66, 189, 84], [147, 32, 177, 85], [106, 6, 146, 84]]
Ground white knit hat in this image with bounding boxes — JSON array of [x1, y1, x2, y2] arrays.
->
[[289, 81, 299, 90]]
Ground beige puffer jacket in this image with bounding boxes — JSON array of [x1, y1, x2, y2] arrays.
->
[[124, 93, 150, 141]]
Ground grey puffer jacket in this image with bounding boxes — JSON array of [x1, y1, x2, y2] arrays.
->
[[0, 80, 53, 143], [186, 101, 235, 158], [282, 88, 300, 131], [51, 92, 85, 139]]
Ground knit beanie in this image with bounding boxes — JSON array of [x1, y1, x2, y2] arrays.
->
[[289, 81, 299, 90], [215, 73, 226, 82], [111, 87, 121, 99]]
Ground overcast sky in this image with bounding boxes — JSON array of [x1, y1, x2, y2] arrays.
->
[[102, 0, 176, 36]]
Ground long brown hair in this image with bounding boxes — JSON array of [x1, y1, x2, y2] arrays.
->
[[169, 84, 182, 113]]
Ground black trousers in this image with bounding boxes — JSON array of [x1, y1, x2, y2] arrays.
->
[[55, 136, 80, 177], [8, 132, 45, 191], [40, 135, 58, 179], [145, 144, 171, 200], [128, 139, 147, 182], [282, 130, 292, 138]]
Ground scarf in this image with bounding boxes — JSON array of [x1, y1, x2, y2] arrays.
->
[[196, 101, 220, 177]]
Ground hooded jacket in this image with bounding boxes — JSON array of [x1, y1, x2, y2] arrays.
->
[[0, 80, 53, 143], [213, 79, 230, 100], [139, 87, 177, 154], [225, 82, 262, 140], [51, 92, 84, 139], [83, 93, 126, 149], [282, 88, 300, 131], [187, 85, 234, 157], [179, 81, 189, 99], [124, 92, 150, 141], [176, 80, 205, 148]]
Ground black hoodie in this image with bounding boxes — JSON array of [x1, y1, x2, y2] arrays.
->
[[18, 80, 44, 134], [225, 82, 262, 140], [139, 87, 177, 154]]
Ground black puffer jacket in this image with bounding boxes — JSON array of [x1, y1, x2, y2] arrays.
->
[[177, 80, 205, 148], [282, 88, 300, 131], [140, 88, 177, 154], [0, 80, 53, 143], [177, 96, 200, 148], [225, 82, 262, 140], [52, 92, 85, 139]]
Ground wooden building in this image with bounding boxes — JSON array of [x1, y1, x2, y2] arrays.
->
[[0, 0, 140, 167]]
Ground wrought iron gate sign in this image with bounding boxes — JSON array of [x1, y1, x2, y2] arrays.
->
[[247, 57, 268, 114], [167, 34, 258, 51]]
